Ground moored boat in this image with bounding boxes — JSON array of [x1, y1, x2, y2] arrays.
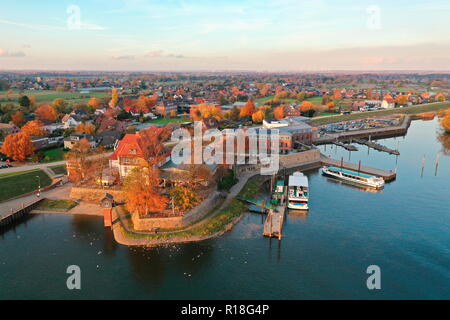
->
[[321, 166, 385, 189], [288, 172, 309, 210]]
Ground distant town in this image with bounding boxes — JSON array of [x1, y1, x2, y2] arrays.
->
[[1, 71, 449, 244]]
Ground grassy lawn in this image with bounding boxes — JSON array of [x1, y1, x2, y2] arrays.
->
[[41, 148, 66, 163], [309, 102, 450, 126], [306, 96, 323, 104], [0, 89, 109, 105], [0, 170, 52, 202], [146, 117, 190, 125], [37, 199, 78, 211], [48, 165, 67, 175]]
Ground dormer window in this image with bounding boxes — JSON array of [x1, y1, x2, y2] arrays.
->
[[129, 149, 137, 154]]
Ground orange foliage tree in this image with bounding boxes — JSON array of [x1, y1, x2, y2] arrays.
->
[[124, 167, 168, 215], [239, 99, 256, 118], [299, 101, 314, 112], [11, 110, 25, 127], [35, 104, 58, 122], [441, 109, 450, 132], [190, 104, 222, 121], [21, 120, 46, 136], [1, 132, 35, 161], [75, 123, 95, 134], [88, 97, 101, 109], [110, 88, 119, 107], [252, 110, 265, 123], [273, 106, 285, 119]]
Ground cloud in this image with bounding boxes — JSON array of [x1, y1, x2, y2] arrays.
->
[[112, 55, 135, 60], [146, 50, 164, 58], [0, 17, 106, 32], [80, 22, 107, 31], [145, 50, 187, 59], [0, 49, 26, 58]]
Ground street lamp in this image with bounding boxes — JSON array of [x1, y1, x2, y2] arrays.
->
[[36, 175, 41, 198]]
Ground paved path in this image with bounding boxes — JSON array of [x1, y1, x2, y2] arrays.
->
[[0, 183, 72, 216], [0, 152, 112, 175]]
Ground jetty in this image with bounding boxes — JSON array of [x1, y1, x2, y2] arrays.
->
[[353, 138, 400, 155], [333, 140, 358, 151], [321, 155, 397, 182], [263, 207, 286, 240], [0, 198, 44, 229]]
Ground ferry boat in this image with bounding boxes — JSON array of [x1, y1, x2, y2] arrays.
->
[[288, 172, 309, 210], [321, 166, 385, 189]]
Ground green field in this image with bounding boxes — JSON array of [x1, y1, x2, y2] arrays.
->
[[146, 117, 190, 125], [37, 199, 78, 211], [41, 148, 66, 163], [306, 96, 323, 104], [0, 169, 40, 178], [0, 89, 109, 105], [0, 169, 52, 202], [309, 102, 450, 126]]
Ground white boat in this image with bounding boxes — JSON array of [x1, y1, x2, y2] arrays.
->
[[288, 172, 309, 210], [322, 166, 385, 189]]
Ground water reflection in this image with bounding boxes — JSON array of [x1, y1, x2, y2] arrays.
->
[[323, 176, 384, 193], [437, 131, 450, 156], [127, 242, 215, 293]]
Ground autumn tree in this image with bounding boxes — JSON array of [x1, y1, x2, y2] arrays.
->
[[252, 110, 265, 123], [239, 98, 256, 118], [273, 106, 285, 119], [169, 186, 200, 211], [190, 104, 222, 121], [52, 98, 68, 113], [139, 126, 172, 167], [35, 104, 58, 122], [21, 120, 46, 136], [124, 167, 168, 215], [18, 95, 31, 109], [11, 110, 25, 127], [110, 88, 119, 107], [299, 101, 314, 112], [1, 132, 35, 161], [395, 95, 408, 106], [75, 122, 95, 135], [88, 97, 101, 109], [65, 138, 93, 182]]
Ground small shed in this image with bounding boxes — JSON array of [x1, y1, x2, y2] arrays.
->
[[101, 193, 115, 208]]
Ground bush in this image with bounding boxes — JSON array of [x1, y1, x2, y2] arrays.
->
[[218, 169, 238, 191]]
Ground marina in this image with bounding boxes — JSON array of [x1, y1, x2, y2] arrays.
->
[[0, 119, 448, 299], [353, 138, 400, 155]]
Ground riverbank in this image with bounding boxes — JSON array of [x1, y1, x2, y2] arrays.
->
[[308, 101, 450, 126], [111, 173, 268, 246]]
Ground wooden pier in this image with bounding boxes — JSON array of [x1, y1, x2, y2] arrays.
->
[[263, 206, 286, 240], [321, 155, 397, 182], [353, 138, 400, 155], [333, 141, 358, 151], [0, 199, 44, 229]]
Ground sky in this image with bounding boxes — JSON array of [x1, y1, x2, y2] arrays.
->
[[0, 0, 449, 71]]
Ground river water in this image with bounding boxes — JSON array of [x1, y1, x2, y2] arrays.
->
[[0, 119, 449, 299]]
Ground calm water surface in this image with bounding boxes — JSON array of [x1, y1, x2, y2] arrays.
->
[[0, 119, 449, 299]]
